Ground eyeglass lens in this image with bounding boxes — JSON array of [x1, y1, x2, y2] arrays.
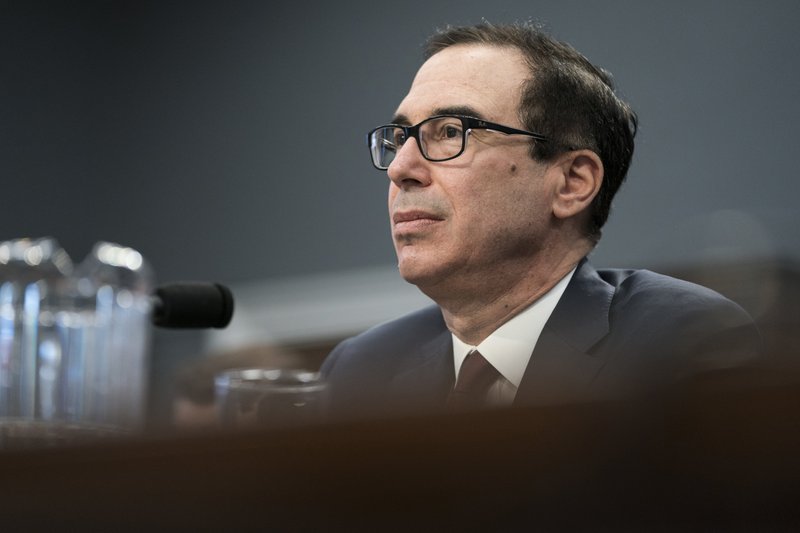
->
[[369, 116, 467, 169]]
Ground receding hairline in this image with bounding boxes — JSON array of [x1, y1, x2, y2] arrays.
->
[[424, 41, 536, 71]]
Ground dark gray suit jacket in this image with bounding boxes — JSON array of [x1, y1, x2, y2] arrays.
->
[[321, 259, 762, 419]]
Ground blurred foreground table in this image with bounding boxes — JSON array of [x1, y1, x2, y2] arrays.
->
[[1, 379, 800, 531]]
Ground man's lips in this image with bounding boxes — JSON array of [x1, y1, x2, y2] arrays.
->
[[392, 210, 444, 224], [392, 210, 445, 231]]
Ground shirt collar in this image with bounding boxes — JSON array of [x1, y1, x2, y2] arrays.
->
[[452, 267, 576, 388]]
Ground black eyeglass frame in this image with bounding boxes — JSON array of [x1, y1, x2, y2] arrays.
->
[[367, 114, 549, 170]]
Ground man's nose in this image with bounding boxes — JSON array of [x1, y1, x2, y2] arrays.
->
[[387, 137, 432, 189]]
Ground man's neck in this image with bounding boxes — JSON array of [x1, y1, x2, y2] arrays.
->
[[431, 247, 588, 345]]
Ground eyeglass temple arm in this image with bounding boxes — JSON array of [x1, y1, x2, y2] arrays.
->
[[472, 122, 549, 143]]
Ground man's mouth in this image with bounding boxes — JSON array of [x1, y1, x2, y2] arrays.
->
[[392, 210, 445, 232], [393, 210, 444, 223]]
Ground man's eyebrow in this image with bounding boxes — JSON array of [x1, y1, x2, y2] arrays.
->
[[390, 106, 486, 126], [431, 105, 485, 119], [390, 113, 411, 126]]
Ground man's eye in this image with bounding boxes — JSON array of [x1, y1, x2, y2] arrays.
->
[[393, 131, 407, 146], [443, 125, 461, 139], [432, 122, 463, 140]]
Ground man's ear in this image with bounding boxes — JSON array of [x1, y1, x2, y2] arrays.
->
[[550, 150, 604, 220]]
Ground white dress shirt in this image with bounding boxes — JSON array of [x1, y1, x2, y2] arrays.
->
[[451, 268, 576, 406]]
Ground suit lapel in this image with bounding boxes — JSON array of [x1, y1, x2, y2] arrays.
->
[[388, 326, 454, 411], [515, 259, 616, 405]]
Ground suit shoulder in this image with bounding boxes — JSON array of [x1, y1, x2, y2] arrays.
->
[[597, 267, 756, 332], [321, 305, 444, 375], [338, 304, 445, 352]]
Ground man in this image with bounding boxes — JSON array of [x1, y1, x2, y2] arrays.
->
[[321, 22, 760, 419]]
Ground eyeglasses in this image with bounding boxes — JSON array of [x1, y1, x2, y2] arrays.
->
[[367, 114, 549, 170]]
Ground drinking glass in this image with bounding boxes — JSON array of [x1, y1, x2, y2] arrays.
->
[[215, 368, 328, 429]]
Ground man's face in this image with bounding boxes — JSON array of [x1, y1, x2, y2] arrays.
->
[[387, 44, 556, 293]]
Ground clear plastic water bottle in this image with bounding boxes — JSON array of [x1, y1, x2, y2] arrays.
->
[[0, 237, 73, 420], [69, 242, 154, 429]]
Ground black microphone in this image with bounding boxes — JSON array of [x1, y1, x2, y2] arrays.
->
[[151, 282, 234, 329]]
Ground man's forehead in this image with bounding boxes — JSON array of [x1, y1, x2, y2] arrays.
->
[[393, 44, 528, 125]]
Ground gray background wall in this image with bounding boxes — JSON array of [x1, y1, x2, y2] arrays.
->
[[4, 0, 798, 286]]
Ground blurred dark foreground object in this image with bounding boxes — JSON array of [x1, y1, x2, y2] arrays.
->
[[1, 370, 800, 531], [0, 420, 130, 451]]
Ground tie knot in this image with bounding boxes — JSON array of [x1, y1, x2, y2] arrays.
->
[[447, 350, 501, 411]]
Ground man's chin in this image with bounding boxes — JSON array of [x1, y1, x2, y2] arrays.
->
[[397, 263, 425, 286], [397, 260, 445, 289]]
